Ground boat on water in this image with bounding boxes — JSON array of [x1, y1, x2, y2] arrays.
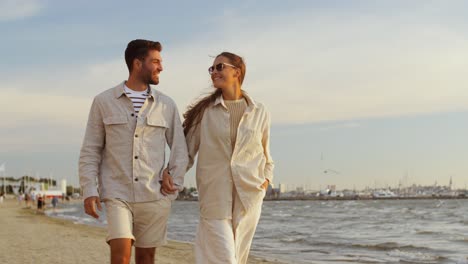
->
[[372, 190, 398, 198]]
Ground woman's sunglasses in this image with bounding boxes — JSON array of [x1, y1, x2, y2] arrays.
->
[[208, 62, 237, 74]]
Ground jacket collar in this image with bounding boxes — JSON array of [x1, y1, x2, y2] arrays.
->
[[213, 90, 258, 110], [113, 81, 157, 99]]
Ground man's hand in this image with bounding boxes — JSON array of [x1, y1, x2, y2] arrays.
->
[[261, 179, 269, 190], [161, 168, 178, 196], [84, 196, 102, 219]]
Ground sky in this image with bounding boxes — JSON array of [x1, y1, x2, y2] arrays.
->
[[1, 0, 468, 190]]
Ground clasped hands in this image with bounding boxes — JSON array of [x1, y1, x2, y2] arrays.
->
[[161, 168, 178, 196]]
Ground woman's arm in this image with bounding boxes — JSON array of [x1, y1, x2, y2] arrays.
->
[[262, 110, 274, 183], [186, 122, 201, 172]]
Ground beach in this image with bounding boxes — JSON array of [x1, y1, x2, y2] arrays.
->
[[3, 197, 466, 263], [0, 198, 282, 264]]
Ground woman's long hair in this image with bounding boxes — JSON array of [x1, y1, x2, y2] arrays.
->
[[182, 52, 246, 136]]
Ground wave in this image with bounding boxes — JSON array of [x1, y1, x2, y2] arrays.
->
[[452, 237, 468, 243], [303, 240, 433, 252], [358, 242, 430, 251], [280, 237, 308, 243], [45, 206, 79, 216], [271, 213, 293, 217], [415, 230, 443, 235], [387, 249, 448, 263]]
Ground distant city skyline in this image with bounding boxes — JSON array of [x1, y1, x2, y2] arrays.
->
[[1, 1, 468, 190]]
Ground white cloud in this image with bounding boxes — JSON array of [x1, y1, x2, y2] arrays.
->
[[1, 89, 90, 125], [0, 0, 44, 21], [160, 5, 468, 124], [2, 1, 468, 133]]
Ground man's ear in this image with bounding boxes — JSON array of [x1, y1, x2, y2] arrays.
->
[[133, 58, 142, 71]]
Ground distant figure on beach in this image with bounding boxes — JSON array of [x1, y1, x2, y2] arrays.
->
[[51, 196, 58, 211], [169, 52, 274, 264], [42, 195, 46, 209], [79, 39, 188, 264], [31, 192, 36, 204], [24, 193, 30, 208], [17, 193, 23, 205], [37, 195, 44, 212], [0, 193, 4, 204]]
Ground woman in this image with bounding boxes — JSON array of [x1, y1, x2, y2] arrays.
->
[[183, 52, 274, 263]]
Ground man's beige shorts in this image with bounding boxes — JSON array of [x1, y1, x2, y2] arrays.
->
[[104, 198, 172, 248]]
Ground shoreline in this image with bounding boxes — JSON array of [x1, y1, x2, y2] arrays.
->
[[264, 195, 468, 201], [0, 199, 286, 264], [178, 196, 468, 202]]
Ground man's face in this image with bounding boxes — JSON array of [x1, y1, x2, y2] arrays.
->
[[138, 50, 163, 85]]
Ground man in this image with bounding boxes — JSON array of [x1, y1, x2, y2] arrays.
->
[[79, 39, 188, 264]]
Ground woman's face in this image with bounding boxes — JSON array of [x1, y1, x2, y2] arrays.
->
[[210, 56, 239, 90]]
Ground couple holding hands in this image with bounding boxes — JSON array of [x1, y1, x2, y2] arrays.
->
[[79, 39, 274, 264]]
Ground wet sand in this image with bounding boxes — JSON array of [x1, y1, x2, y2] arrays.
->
[[0, 198, 283, 264]]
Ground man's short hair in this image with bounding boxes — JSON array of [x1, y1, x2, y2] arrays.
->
[[125, 39, 162, 72]]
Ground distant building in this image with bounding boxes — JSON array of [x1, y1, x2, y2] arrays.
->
[[278, 183, 286, 194]]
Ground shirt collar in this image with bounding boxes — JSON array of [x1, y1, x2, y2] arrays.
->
[[213, 90, 258, 109], [114, 81, 156, 99]]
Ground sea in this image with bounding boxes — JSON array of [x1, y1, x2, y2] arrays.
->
[[46, 199, 468, 263]]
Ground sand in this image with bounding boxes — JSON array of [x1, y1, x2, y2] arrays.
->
[[0, 198, 284, 264]]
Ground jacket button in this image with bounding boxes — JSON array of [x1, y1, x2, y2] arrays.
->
[[134, 178, 139, 181], [134, 156, 138, 159], [131, 113, 135, 117], [135, 134, 138, 138]]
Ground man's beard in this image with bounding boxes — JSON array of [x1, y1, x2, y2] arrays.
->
[[148, 77, 159, 85], [142, 70, 159, 85]]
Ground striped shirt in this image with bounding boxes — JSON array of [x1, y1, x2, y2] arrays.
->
[[124, 85, 150, 114]]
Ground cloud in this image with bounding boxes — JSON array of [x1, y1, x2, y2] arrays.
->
[[162, 4, 468, 124], [0, 0, 44, 21], [2, 1, 468, 130]]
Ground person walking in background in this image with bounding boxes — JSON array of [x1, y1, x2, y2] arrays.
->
[[42, 194, 46, 209], [17, 193, 23, 205], [79, 39, 188, 264], [24, 193, 30, 208], [51, 196, 58, 212], [36, 195, 43, 213], [173, 52, 274, 263], [31, 192, 36, 206]]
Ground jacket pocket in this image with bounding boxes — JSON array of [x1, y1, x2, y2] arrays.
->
[[103, 115, 128, 125], [146, 117, 168, 135], [144, 117, 168, 157], [103, 115, 129, 140]]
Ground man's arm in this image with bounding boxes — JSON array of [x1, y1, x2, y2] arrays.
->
[[79, 98, 105, 217], [164, 104, 189, 192]]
